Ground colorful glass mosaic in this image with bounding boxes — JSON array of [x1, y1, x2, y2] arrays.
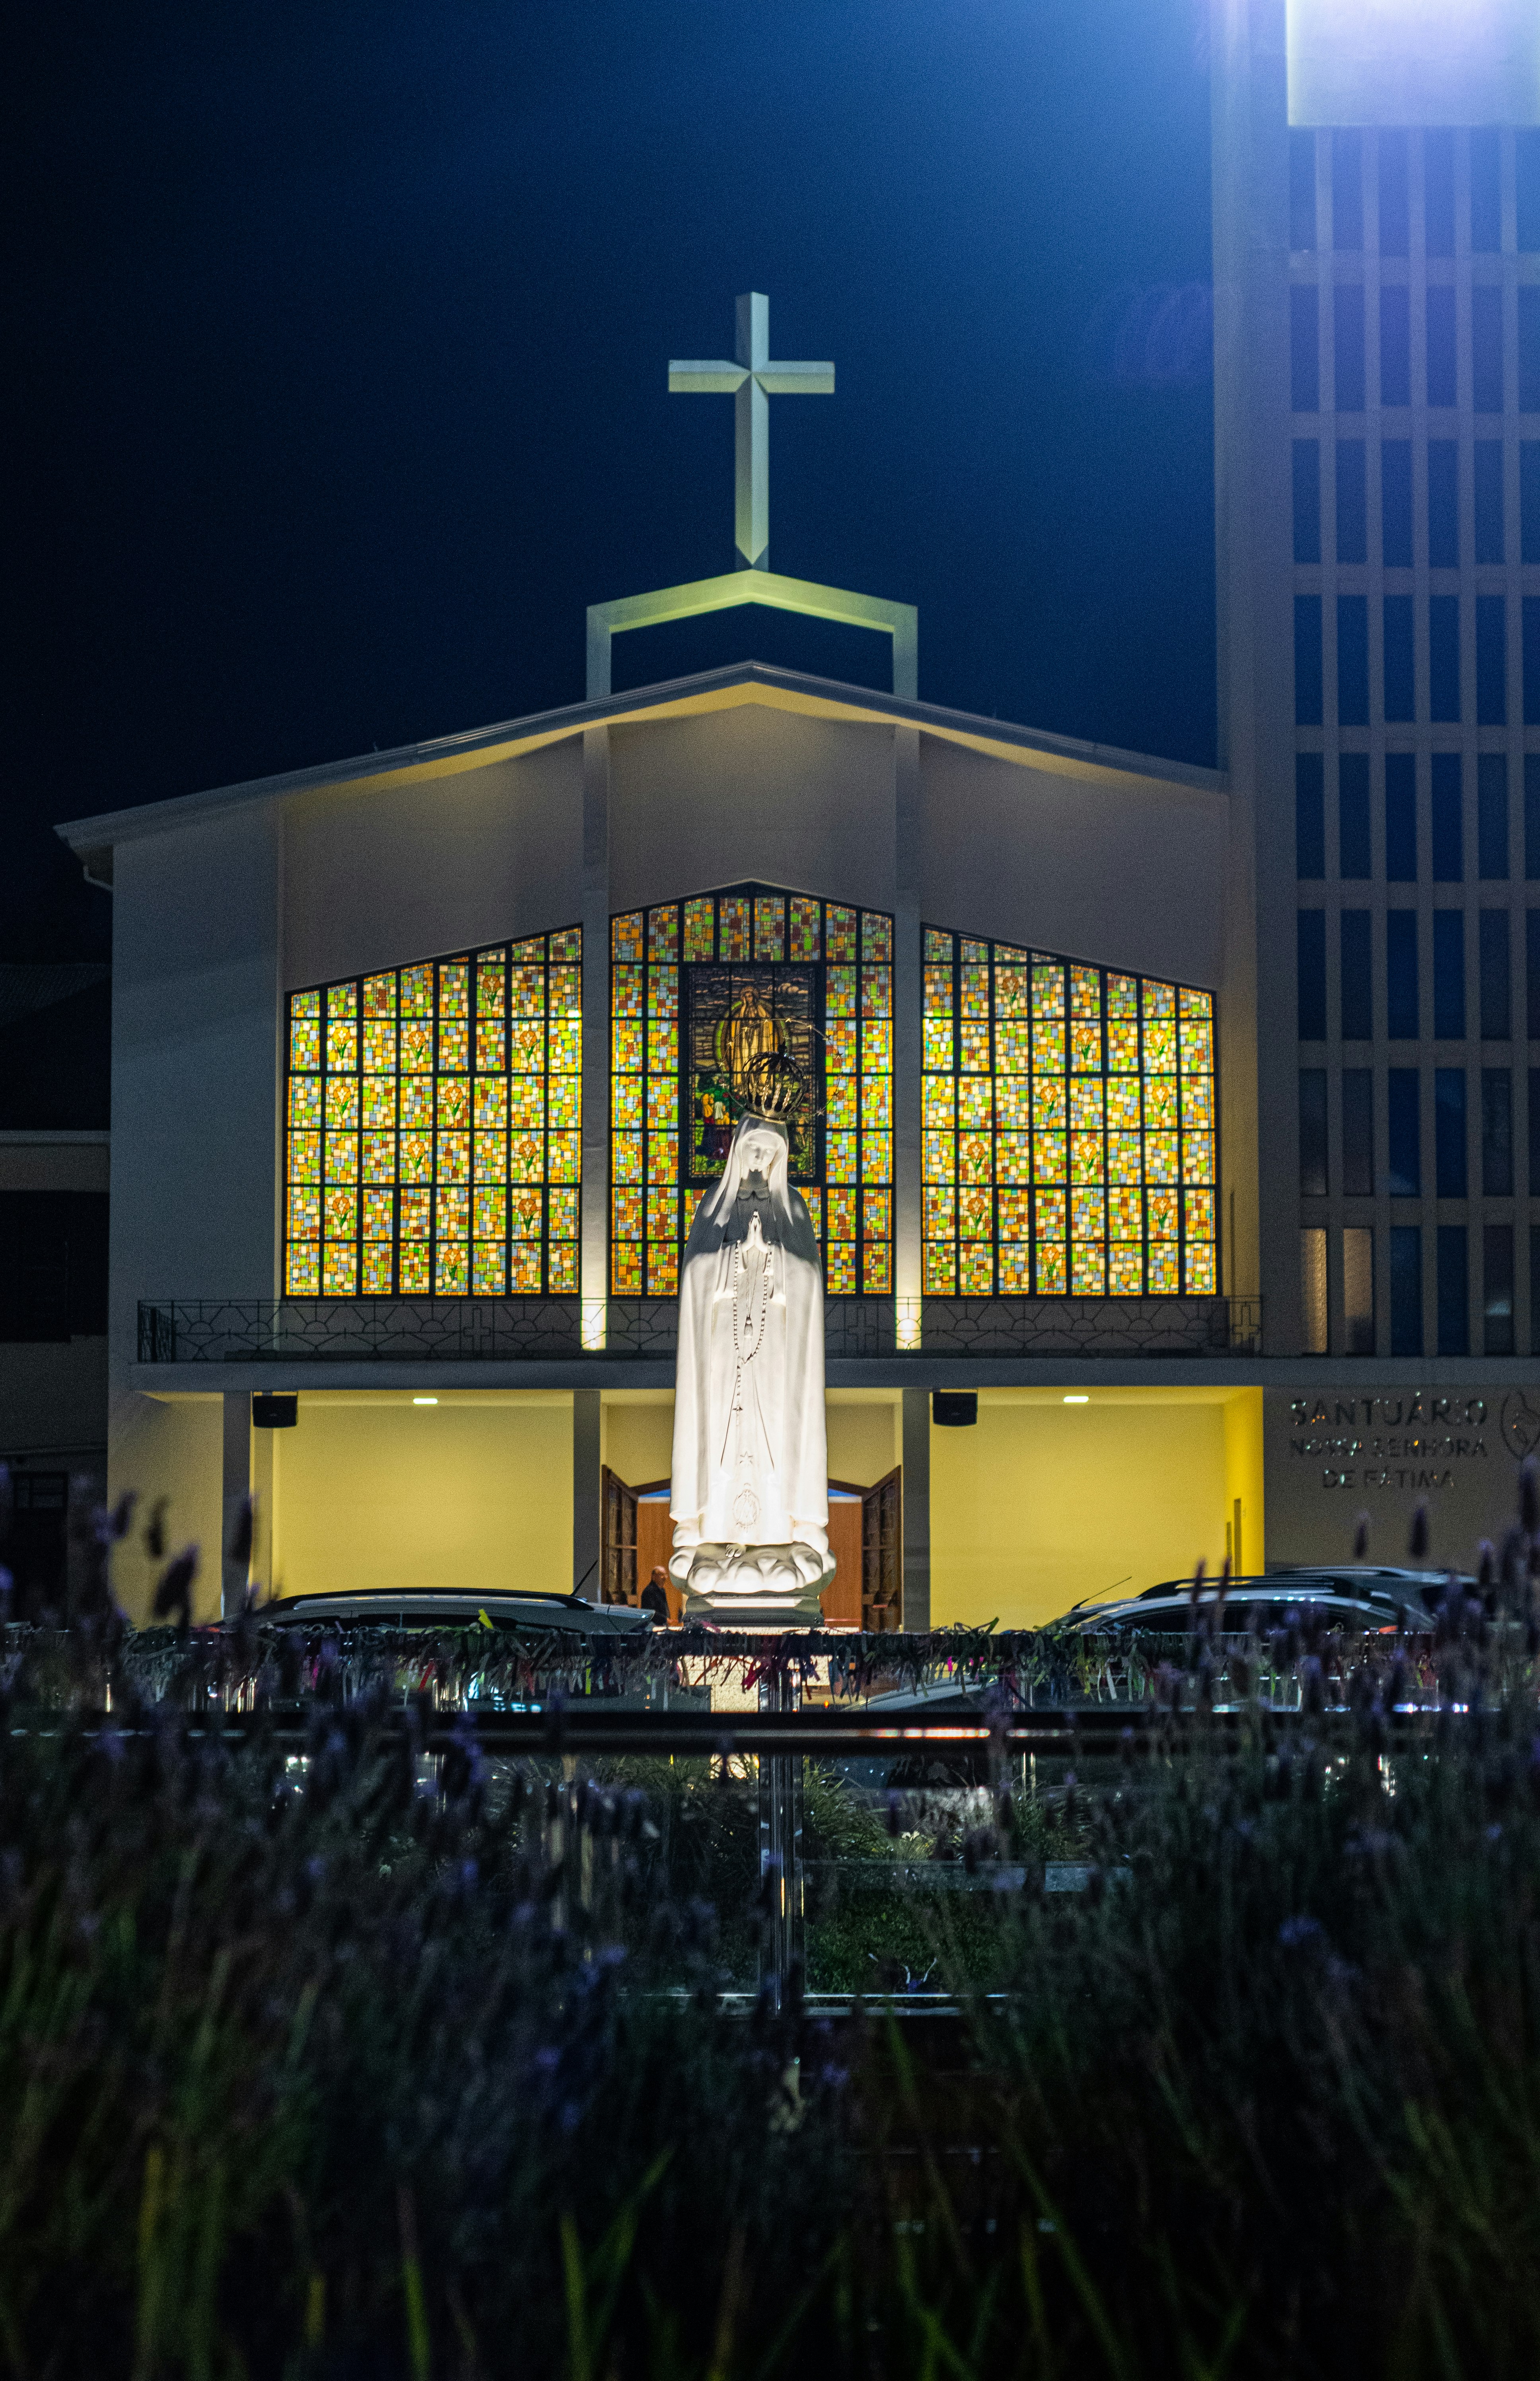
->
[[921, 928, 1218, 1297], [283, 929, 581, 1296], [611, 886, 895, 1298]]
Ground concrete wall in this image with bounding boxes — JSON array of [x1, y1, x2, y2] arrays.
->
[[111, 811, 283, 1314], [826, 1393, 902, 1488], [268, 1393, 573, 1597], [108, 808, 284, 1609], [601, 1394, 674, 1486], [930, 1389, 1263, 1628], [597, 1391, 901, 1496], [608, 706, 897, 917], [283, 743, 583, 992], [1264, 1380, 1536, 1574], [111, 1394, 224, 1623], [270, 706, 1229, 1003], [918, 740, 1229, 990]]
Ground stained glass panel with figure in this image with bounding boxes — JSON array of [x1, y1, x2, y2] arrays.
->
[[611, 886, 893, 1298]]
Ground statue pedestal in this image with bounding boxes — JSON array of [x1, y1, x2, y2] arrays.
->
[[670, 1540, 834, 1631]]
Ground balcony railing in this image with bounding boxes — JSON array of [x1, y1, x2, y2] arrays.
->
[[915, 1296, 1263, 1358], [138, 1294, 1263, 1364], [138, 1298, 588, 1364]]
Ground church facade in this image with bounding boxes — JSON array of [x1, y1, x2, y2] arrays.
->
[[59, 8, 1540, 1624], [67, 667, 1264, 1625]]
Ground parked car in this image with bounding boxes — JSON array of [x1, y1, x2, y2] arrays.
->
[[1060, 1566, 1449, 1635], [258, 1586, 651, 1638]]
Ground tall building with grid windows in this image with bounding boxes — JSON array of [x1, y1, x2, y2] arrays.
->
[[1213, 0, 1540, 1554]]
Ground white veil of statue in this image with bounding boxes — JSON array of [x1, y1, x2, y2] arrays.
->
[[668, 1108, 833, 1618]]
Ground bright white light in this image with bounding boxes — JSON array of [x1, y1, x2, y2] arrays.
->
[[1288, 0, 1540, 127], [1063, 1394, 1089, 1405], [412, 1396, 439, 1406]]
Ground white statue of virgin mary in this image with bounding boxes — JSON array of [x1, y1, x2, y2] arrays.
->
[[668, 1093, 834, 1624]]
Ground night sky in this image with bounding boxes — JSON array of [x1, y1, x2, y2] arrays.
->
[[10, 0, 1215, 963]]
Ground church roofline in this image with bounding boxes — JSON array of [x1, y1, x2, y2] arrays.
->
[[55, 660, 1226, 883]]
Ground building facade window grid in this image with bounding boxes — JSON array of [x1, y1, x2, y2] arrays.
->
[[283, 929, 583, 1298], [1291, 125, 1540, 1360], [919, 929, 1217, 1298]]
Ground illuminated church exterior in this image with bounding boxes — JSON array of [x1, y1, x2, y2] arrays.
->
[[61, 5, 1540, 1625]]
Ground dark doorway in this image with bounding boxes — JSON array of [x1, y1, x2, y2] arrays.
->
[[6, 1471, 68, 1610]]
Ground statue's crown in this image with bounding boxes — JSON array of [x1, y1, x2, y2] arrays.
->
[[740, 1048, 806, 1122]]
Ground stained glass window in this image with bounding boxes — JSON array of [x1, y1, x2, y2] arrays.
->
[[921, 928, 1217, 1297], [611, 886, 894, 1298], [284, 928, 581, 1296]]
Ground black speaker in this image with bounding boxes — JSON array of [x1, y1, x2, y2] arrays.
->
[[932, 1391, 978, 1428], [252, 1393, 298, 1430]]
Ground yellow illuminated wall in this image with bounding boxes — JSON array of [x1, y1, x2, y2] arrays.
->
[[922, 932, 1217, 1297], [596, 1391, 900, 1494], [268, 1395, 574, 1596], [284, 930, 581, 1296], [929, 1388, 1264, 1629]]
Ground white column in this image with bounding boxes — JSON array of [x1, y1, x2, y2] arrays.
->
[[580, 727, 611, 1349], [893, 725, 923, 1346]]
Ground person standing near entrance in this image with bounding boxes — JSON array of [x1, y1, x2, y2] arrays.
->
[[640, 1566, 672, 1621]]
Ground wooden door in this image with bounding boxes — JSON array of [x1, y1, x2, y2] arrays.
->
[[601, 1465, 637, 1605], [634, 1492, 677, 1616], [861, 1466, 902, 1631], [821, 1489, 865, 1625]]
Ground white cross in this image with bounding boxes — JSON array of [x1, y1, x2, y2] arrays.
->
[[669, 293, 834, 571]]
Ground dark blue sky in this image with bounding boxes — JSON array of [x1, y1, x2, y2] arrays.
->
[[9, 0, 1215, 956]]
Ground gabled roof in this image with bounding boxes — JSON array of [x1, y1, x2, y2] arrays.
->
[[55, 660, 1226, 886]]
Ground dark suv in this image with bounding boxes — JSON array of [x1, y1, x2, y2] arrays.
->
[[1060, 1565, 1448, 1634]]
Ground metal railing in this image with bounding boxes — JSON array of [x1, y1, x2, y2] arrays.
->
[[135, 1704, 1452, 1755], [136, 1297, 587, 1364], [137, 1292, 1263, 1364], [134, 1296, 897, 1365], [914, 1295, 1263, 1357]]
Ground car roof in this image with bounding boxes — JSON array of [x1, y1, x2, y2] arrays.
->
[[1075, 1597, 1427, 1623], [258, 1587, 649, 1633], [1137, 1570, 1446, 1602], [1064, 1574, 1442, 1627]]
